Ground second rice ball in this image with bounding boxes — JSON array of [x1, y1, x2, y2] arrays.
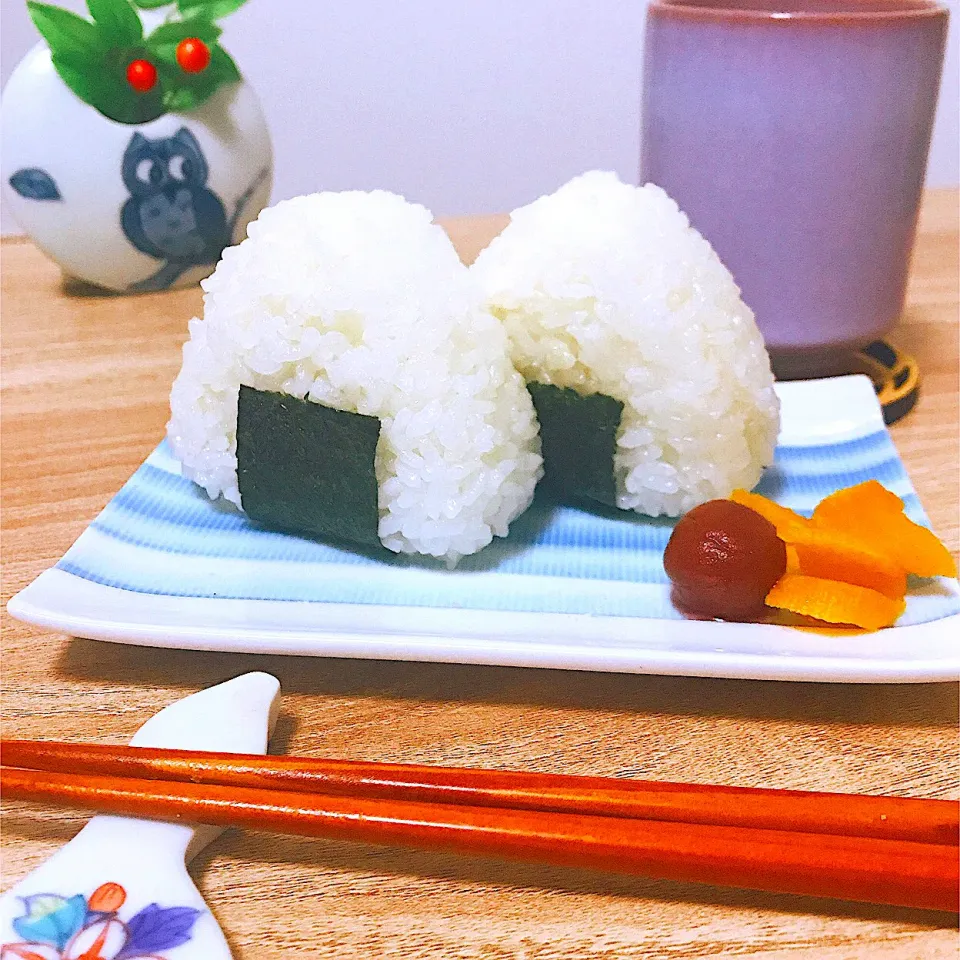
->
[[472, 170, 780, 518]]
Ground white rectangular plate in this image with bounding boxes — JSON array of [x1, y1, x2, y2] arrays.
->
[[9, 376, 959, 682]]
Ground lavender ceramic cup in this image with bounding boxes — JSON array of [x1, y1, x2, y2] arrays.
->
[[641, 0, 948, 379]]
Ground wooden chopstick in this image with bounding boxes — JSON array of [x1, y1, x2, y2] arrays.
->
[[2, 739, 956, 846], [2, 763, 956, 913]]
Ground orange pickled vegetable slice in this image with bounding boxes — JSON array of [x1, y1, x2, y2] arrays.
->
[[730, 489, 810, 538], [815, 478, 903, 515], [812, 480, 956, 578], [765, 574, 905, 630], [786, 527, 907, 601]]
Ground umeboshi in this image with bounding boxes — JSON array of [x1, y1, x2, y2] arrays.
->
[[664, 499, 787, 621]]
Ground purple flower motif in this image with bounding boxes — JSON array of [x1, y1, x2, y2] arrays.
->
[[5, 885, 203, 960], [113, 905, 202, 960]]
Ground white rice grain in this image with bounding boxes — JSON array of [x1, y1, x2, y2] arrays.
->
[[472, 170, 780, 517], [168, 190, 542, 562]]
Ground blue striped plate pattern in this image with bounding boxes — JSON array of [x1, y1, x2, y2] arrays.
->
[[49, 380, 960, 626], [9, 376, 959, 681]]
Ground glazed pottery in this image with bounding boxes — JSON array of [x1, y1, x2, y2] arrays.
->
[[641, 0, 949, 378], [0, 673, 281, 960], [1, 43, 272, 293]]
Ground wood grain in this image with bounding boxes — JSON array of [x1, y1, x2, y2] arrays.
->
[[7, 740, 957, 844], [2, 191, 958, 958], [5, 766, 958, 913]]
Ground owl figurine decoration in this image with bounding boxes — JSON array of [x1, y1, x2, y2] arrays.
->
[[0, 0, 272, 293], [120, 128, 266, 292]]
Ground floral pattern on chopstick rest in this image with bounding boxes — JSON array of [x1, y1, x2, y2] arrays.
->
[[2, 882, 201, 960]]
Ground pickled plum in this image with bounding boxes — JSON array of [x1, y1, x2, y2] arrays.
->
[[664, 499, 787, 621]]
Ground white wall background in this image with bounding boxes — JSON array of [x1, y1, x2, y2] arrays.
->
[[2, 0, 958, 234]]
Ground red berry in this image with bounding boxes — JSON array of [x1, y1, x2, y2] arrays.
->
[[176, 38, 211, 74], [126, 58, 157, 93]]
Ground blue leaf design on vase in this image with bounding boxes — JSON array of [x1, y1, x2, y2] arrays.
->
[[113, 903, 203, 959], [12, 893, 87, 950], [8, 168, 61, 201]]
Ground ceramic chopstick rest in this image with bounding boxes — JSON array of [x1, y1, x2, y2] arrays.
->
[[0, 672, 281, 960]]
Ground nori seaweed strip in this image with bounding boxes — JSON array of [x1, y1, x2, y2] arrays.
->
[[527, 382, 623, 508], [236, 386, 382, 547]]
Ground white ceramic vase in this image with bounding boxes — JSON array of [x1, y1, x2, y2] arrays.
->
[[1, 42, 272, 293]]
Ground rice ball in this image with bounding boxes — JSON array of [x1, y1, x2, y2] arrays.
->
[[472, 170, 780, 518], [167, 190, 542, 562]]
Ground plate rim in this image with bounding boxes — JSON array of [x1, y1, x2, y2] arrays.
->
[[8, 375, 958, 684], [10, 569, 960, 683]]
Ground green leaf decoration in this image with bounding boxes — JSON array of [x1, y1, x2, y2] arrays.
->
[[86, 0, 142, 46], [236, 387, 384, 549], [153, 39, 236, 113], [52, 50, 117, 103], [177, 0, 248, 20], [28, 0, 244, 124], [527, 382, 624, 509], [160, 78, 209, 113], [145, 17, 221, 49], [56, 50, 165, 123], [207, 43, 240, 82], [27, 2, 106, 60]]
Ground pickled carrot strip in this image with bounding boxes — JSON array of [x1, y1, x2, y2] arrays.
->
[[812, 481, 956, 578], [787, 528, 907, 601], [765, 575, 905, 631], [730, 489, 810, 538]]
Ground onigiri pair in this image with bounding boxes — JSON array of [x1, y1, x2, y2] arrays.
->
[[168, 172, 779, 563]]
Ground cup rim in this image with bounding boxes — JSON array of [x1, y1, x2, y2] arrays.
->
[[648, 0, 948, 24]]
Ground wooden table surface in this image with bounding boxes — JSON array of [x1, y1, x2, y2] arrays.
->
[[2, 191, 958, 959]]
